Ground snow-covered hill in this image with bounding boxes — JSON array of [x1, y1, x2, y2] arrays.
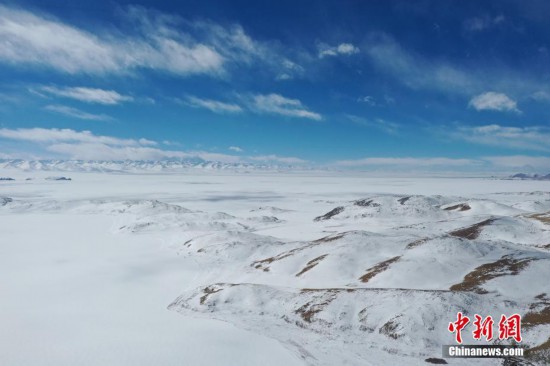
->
[[1, 173, 549, 365]]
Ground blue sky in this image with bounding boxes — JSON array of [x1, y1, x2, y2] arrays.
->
[[0, 0, 549, 172]]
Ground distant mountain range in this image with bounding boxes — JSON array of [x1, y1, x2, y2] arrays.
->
[[0, 159, 315, 173], [508, 173, 550, 181], [2, 160, 549, 178]]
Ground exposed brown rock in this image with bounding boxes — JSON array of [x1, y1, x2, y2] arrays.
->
[[314, 206, 344, 221], [296, 254, 328, 277], [200, 286, 223, 305], [406, 237, 429, 249], [444, 203, 471, 211], [354, 199, 381, 207], [359, 256, 401, 283], [450, 256, 536, 293], [448, 218, 496, 240]]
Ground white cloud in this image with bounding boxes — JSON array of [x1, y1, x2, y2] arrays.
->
[[363, 34, 476, 93], [228, 146, 243, 152], [468, 92, 519, 112], [1, 127, 547, 173], [346, 115, 399, 134], [318, 43, 359, 58], [333, 157, 480, 168], [362, 33, 547, 97], [464, 18, 489, 32], [276, 73, 292, 81], [44, 105, 113, 121], [38, 86, 133, 105], [0, 127, 240, 161], [455, 124, 550, 152], [0, 5, 122, 74], [0, 5, 225, 76], [463, 15, 505, 32], [531, 90, 550, 102], [183, 93, 321, 119], [185, 96, 242, 113], [275, 60, 304, 81], [358, 96, 376, 105], [251, 93, 321, 120], [45, 143, 178, 161], [0, 127, 156, 146], [44, 143, 244, 163], [0, 5, 223, 76], [0, 5, 299, 79], [0, 127, 308, 164]]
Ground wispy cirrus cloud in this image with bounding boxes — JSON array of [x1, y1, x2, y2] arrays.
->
[[345, 114, 400, 134], [0, 127, 156, 146], [454, 124, 550, 152], [180, 93, 320, 120], [357, 96, 376, 106], [0, 5, 217, 76], [363, 33, 475, 93], [184, 96, 243, 113], [0, 5, 301, 79], [37, 86, 133, 105], [361, 32, 550, 98], [44, 105, 113, 121], [250, 93, 321, 120], [468, 92, 519, 112], [228, 146, 244, 152], [463, 15, 506, 32], [531, 90, 550, 103]]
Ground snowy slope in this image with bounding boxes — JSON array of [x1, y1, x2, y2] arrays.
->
[[1, 172, 549, 365]]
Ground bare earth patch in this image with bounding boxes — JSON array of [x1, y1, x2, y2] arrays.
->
[[523, 306, 550, 327], [525, 338, 550, 363], [314, 206, 344, 221], [296, 254, 328, 277], [311, 232, 347, 244], [449, 255, 536, 294], [528, 212, 550, 225], [359, 256, 401, 283], [524, 293, 550, 328], [398, 197, 411, 205], [406, 237, 430, 249], [443, 203, 471, 211], [252, 232, 346, 272], [200, 285, 223, 305], [379, 315, 404, 339], [448, 218, 496, 240], [295, 292, 338, 323], [354, 199, 381, 207]]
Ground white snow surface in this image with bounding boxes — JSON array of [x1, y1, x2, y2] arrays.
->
[[1, 171, 549, 365]]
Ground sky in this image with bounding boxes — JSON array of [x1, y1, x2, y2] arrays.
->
[[0, 0, 549, 172]]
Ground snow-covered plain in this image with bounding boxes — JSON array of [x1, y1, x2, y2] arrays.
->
[[1, 170, 549, 365]]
